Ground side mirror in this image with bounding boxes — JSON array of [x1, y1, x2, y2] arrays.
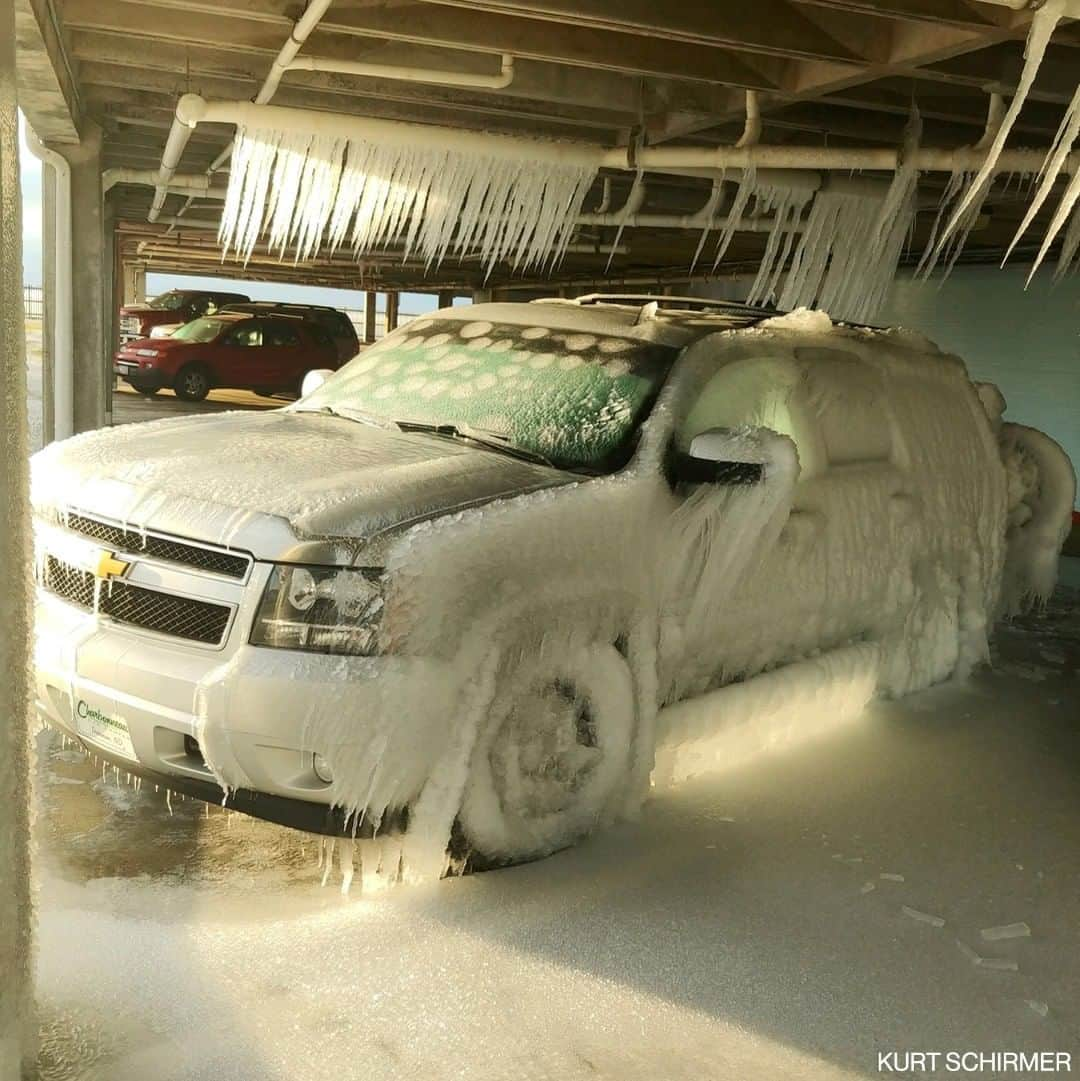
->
[[669, 427, 770, 486], [301, 369, 335, 398]]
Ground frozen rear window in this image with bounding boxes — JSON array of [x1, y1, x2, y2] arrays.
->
[[297, 318, 677, 472]]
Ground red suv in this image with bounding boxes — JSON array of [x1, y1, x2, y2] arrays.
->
[[113, 313, 340, 401], [119, 289, 250, 343]]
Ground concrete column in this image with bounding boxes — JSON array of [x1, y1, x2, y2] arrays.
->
[[384, 291, 399, 335], [364, 289, 377, 343], [472, 287, 493, 304], [55, 122, 106, 433], [122, 261, 146, 305], [0, 0, 36, 1070], [437, 290, 455, 310]]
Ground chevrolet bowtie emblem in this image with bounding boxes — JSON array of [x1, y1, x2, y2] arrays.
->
[[93, 550, 130, 580]]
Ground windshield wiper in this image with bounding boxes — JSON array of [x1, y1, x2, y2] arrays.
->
[[291, 404, 397, 430], [395, 420, 554, 467]]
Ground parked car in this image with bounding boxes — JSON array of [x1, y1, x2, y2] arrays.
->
[[119, 289, 250, 343], [33, 297, 1075, 872], [113, 311, 341, 401], [221, 301, 360, 365]]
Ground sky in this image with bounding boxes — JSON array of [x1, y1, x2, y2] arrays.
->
[[17, 112, 439, 317]]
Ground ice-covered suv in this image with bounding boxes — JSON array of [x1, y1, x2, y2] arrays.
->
[[31, 297, 1075, 876]]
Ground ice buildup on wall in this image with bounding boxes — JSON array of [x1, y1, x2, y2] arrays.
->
[[218, 125, 598, 276]]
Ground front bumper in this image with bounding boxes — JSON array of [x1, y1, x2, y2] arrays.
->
[[113, 359, 169, 390], [33, 584, 438, 835]]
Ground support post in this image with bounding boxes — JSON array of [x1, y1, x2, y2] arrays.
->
[[472, 287, 493, 304], [55, 122, 106, 433], [364, 290, 377, 343], [384, 291, 399, 335], [0, 0, 36, 1069], [437, 290, 454, 309]]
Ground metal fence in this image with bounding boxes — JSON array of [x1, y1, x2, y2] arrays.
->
[[23, 284, 43, 320]]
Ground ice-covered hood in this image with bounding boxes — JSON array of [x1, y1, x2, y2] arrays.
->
[[31, 410, 576, 560]]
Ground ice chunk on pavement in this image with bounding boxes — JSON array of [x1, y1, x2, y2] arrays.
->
[[880, 873, 905, 882], [902, 906, 945, 928], [977, 957, 1019, 972], [955, 938, 981, 965], [981, 922, 1031, 941], [1028, 1000, 1050, 1018], [860, 882, 876, 895]]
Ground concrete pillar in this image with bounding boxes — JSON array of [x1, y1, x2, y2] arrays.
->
[[384, 291, 399, 335], [0, 0, 36, 1070], [54, 122, 106, 433], [122, 261, 146, 305], [364, 290, 377, 344], [472, 287, 493, 304], [437, 290, 454, 310]]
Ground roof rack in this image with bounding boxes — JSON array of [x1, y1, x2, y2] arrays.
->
[[566, 293, 777, 316]]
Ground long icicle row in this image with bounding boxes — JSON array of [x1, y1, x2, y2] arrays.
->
[[219, 126, 598, 276]]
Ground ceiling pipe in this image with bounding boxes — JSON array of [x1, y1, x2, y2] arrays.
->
[[287, 52, 514, 89], [187, 97, 1080, 177], [24, 129, 73, 442], [150, 0, 334, 217], [104, 167, 226, 197]]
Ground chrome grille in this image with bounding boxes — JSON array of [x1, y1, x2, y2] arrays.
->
[[42, 556, 232, 646], [63, 513, 250, 580]]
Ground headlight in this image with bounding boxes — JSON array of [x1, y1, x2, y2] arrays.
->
[[250, 565, 385, 656], [136, 347, 159, 357]]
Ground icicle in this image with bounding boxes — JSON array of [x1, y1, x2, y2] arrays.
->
[[1004, 82, 1080, 282], [339, 838, 356, 896], [220, 125, 598, 275], [937, 0, 1069, 248], [712, 167, 756, 270], [321, 837, 337, 888], [165, 789, 172, 816]]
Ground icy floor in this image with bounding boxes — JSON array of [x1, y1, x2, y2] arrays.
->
[[31, 573, 1079, 1081]]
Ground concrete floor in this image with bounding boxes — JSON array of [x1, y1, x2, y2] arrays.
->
[[29, 578, 1080, 1081]]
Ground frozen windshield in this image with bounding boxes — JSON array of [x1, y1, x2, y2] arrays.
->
[[295, 317, 678, 472], [171, 317, 228, 343], [146, 291, 189, 311]]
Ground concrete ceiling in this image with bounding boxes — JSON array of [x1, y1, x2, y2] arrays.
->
[[17, 0, 1080, 293]]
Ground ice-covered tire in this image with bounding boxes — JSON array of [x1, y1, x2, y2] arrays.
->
[[174, 364, 211, 402], [459, 641, 636, 866]]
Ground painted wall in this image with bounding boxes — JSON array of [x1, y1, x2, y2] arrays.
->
[[877, 266, 1078, 506]]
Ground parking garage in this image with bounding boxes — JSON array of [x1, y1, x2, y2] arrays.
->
[[3, 2, 1080, 1079]]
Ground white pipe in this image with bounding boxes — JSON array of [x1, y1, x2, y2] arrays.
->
[[152, 0, 333, 212], [190, 97, 1080, 177], [735, 90, 762, 149], [287, 53, 514, 89], [25, 130, 73, 441], [147, 92, 209, 222], [104, 167, 226, 197], [258, 0, 335, 105]]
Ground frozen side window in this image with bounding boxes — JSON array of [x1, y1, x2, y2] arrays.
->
[[796, 349, 893, 467], [678, 355, 809, 457]]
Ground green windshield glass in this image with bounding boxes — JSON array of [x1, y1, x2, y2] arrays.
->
[[171, 317, 227, 343], [296, 317, 678, 472]]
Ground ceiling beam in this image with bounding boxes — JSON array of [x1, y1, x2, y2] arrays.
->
[[14, 0, 81, 142]]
